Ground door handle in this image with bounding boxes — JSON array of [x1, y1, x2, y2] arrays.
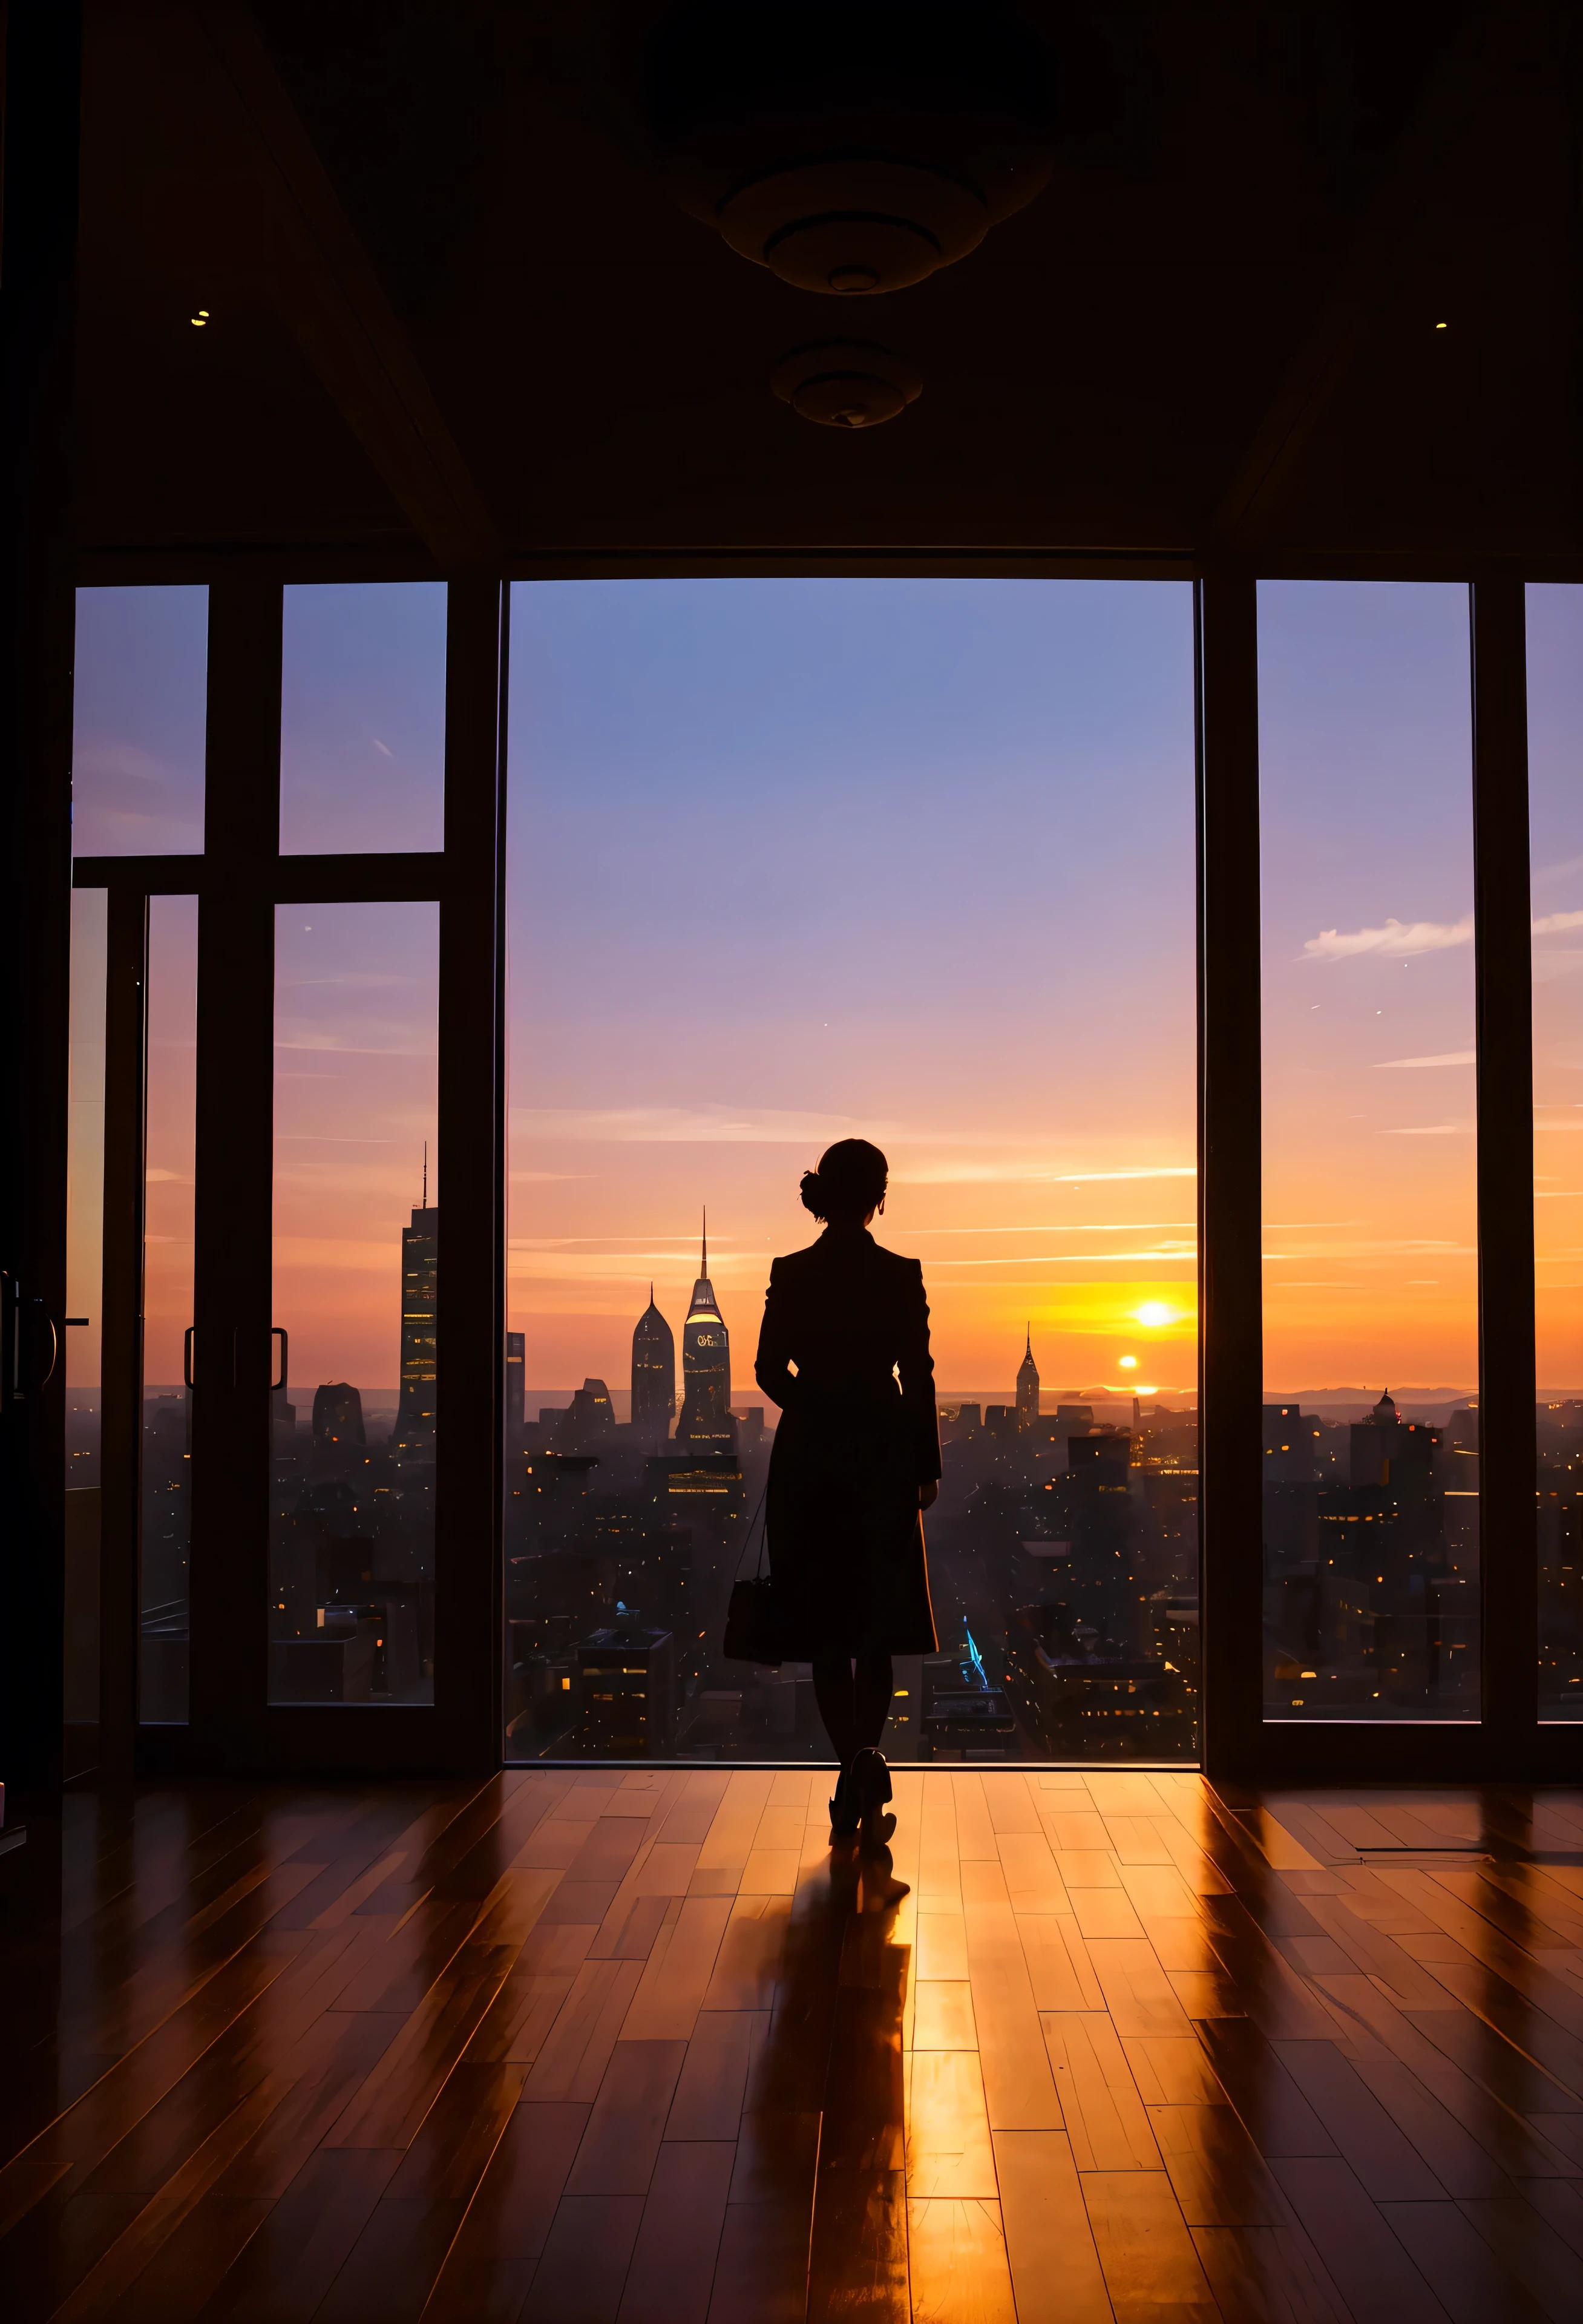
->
[[183, 1325, 195, 1390], [270, 1327, 288, 1393], [1, 1273, 59, 1407]]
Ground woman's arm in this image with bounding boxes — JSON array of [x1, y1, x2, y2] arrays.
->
[[899, 1262, 943, 1488], [753, 1263, 799, 1410]]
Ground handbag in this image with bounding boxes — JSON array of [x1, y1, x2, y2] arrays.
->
[[722, 1484, 783, 1665]]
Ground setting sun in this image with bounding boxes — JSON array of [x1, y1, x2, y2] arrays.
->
[[1135, 1301, 1175, 1327]]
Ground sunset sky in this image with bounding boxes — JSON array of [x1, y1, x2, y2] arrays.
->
[[507, 579, 1200, 1407], [1259, 582, 1480, 1402], [69, 583, 447, 1400], [64, 576, 1581, 1412], [271, 588, 445, 1405], [1529, 584, 1583, 1396]]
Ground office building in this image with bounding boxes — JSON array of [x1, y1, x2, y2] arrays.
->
[[631, 1288, 676, 1438], [312, 1382, 365, 1451], [396, 1203, 438, 1443], [505, 1330, 524, 1442], [575, 1624, 676, 1758], [1016, 1327, 1039, 1430], [675, 1218, 733, 1446]]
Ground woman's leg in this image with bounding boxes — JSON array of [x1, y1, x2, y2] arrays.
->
[[811, 1650, 857, 1765], [852, 1650, 894, 1751]]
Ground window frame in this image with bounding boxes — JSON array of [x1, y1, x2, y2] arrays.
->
[[75, 574, 506, 1778], [72, 546, 1580, 1780]]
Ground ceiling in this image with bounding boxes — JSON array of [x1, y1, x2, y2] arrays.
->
[[74, 1, 1581, 574]]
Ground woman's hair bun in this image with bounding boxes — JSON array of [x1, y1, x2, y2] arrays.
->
[[800, 1138, 888, 1222]]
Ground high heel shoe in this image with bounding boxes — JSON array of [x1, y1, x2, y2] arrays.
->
[[828, 1766, 860, 1838], [851, 1747, 893, 1833]]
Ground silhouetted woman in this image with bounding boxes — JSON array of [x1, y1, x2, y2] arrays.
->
[[755, 1139, 940, 1839]]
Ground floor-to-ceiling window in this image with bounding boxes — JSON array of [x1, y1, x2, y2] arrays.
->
[[65, 576, 499, 1769], [1258, 583, 1481, 1723], [69, 583, 208, 1732], [1527, 582, 1583, 1721], [505, 579, 1200, 1764], [62, 567, 1573, 1779], [266, 584, 447, 1707]]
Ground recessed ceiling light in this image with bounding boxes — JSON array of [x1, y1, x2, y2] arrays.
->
[[191, 309, 210, 327], [770, 340, 923, 429]]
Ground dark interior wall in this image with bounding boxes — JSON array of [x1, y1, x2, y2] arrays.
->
[[0, 1, 81, 1791]]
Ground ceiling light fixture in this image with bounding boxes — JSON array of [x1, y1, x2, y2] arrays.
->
[[191, 309, 210, 327], [646, 1, 1057, 298], [770, 340, 922, 428]]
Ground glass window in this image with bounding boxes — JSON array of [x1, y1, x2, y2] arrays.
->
[[506, 578, 1199, 1764], [66, 889, 107, 1488], [140, 896, 198, 1724], [268, 900, 440, 1704], [1528, 583, 1583, 1721], [280, 583, 447, 855], [71, 586, 207, 856], [65, 888, 107, 1766], [1259, 583, 1480, 1722]]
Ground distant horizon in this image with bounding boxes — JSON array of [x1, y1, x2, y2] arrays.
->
[[91, 1378, 1583, 1405]]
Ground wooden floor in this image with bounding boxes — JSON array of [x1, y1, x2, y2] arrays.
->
[[2, 1771, 1582, 2322]]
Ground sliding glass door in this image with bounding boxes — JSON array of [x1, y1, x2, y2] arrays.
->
[[70, 576, 504, 1776]]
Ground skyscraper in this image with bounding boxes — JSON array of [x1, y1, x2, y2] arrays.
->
[[632, 1287, 676, 1437], [312, 1382, 365, 1449], [505, 1331, 525, 1442], [1017, 1325, 1040, 1431], [397, 1199, 438, 1443], [555, 1377, 616, 1452], [677, 1215, 733, 1446]]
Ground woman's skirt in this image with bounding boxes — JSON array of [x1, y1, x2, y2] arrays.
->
[[765, 1392, 938, 1657]]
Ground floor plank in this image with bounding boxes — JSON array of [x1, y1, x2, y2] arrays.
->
[[1080, 2165, 1221, 2320], [616, 2141, 736, 2324], [906, 2196, 1017, 2323], [991, 2128, 1112, 2324]]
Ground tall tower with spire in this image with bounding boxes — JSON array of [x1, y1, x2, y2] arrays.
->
[[631, 1285, 676, 1439], [676, 1212, 733, 1446], [396, 1146, 438, 1448], [1016, 1324, 1040, 1432]]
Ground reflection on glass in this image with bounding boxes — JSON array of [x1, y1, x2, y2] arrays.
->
[[65, 890, 107, 1763], [140, 897, 198, 1722], [280, 583, 447, 855], [71, 586, 207, 855], [267, 901, 439, 1704], [505, 579, 1200, 1764], [1528, 584, 1583, 1720], [1259, 583, 1480, 1721], [66, 890, 107, 1487]]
